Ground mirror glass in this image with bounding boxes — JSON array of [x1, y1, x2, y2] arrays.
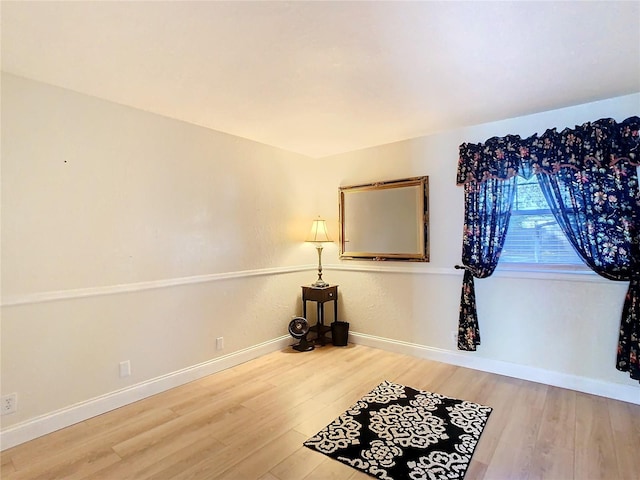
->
[[339, 177, 429, 261]]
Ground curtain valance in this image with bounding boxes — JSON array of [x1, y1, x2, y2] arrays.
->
[[457, 116, 640, 185]]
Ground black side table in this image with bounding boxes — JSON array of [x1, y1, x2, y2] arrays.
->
[[302, 284, 338, 346]]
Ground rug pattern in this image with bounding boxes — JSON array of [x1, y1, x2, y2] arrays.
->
[[304, 381, 492, 480]]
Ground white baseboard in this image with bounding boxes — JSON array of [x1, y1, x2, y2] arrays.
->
[[4, 332, 637, 450], [0, 335, 291, 451], [349, 332, 640, 405]]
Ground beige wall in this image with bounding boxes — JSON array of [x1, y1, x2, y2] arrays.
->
[[1, 73, 638, 439], [318, 93, 639, 390], [1, 74, 324, 429]]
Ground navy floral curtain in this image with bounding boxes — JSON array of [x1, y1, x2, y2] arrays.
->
[[532, 118, 640, 380], [456, 116, 639, 382], [456, 134, 523, 351], [458, 178, 515, 350]]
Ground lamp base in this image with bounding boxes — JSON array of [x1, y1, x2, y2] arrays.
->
[[312, 279, 329, 288]]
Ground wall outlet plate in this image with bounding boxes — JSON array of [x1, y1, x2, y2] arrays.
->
[[1, 393, 17, 415], [119, 360, 131, 378]]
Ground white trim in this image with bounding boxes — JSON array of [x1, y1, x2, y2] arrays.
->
[[2, 263, 612, 308], [326, 263, 610, 284], [328, 264, 460, 276], [1, 265, 314, 307], [0, 335, 291, 451], [491, 268, 609, 284], [349, 332, 640, 405]]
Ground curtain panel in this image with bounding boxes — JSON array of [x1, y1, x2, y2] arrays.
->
[[458, 178, 515, 350], [456, 116, 640, 382]]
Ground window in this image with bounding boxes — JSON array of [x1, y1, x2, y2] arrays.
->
[[500, 176, 585, 266]]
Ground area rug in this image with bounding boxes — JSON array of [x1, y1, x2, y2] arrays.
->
[[304, 381, 492, 480]]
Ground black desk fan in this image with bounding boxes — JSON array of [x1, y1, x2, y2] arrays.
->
[[288, 316, 314, 352]]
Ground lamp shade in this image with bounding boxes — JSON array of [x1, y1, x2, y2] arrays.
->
[[306, 218, 331, 243]]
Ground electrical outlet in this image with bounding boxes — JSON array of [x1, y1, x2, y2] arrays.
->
[[216, 337, 224, 350], [1, 393, 17, 415], [451, 330, 458, 344], [119, 360, 131, 378]]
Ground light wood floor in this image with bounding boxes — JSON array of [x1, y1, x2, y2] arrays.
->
[[1, 344, 639, 479]]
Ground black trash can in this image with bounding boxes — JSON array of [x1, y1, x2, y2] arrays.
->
[[331, 321, 349, 346]]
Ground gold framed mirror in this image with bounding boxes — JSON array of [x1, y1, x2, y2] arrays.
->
[[339, 176, 429, 261]]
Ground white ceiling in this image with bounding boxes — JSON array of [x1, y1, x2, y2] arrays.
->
[[2, 1, 639, 158]]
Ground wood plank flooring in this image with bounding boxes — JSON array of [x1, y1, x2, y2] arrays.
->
[[1, 344, 639, 479]]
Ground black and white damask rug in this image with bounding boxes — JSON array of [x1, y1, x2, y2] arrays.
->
[[304, 381, 492, 480]]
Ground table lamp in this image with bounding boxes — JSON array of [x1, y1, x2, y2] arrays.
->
[[306, 217, 331, 287]]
